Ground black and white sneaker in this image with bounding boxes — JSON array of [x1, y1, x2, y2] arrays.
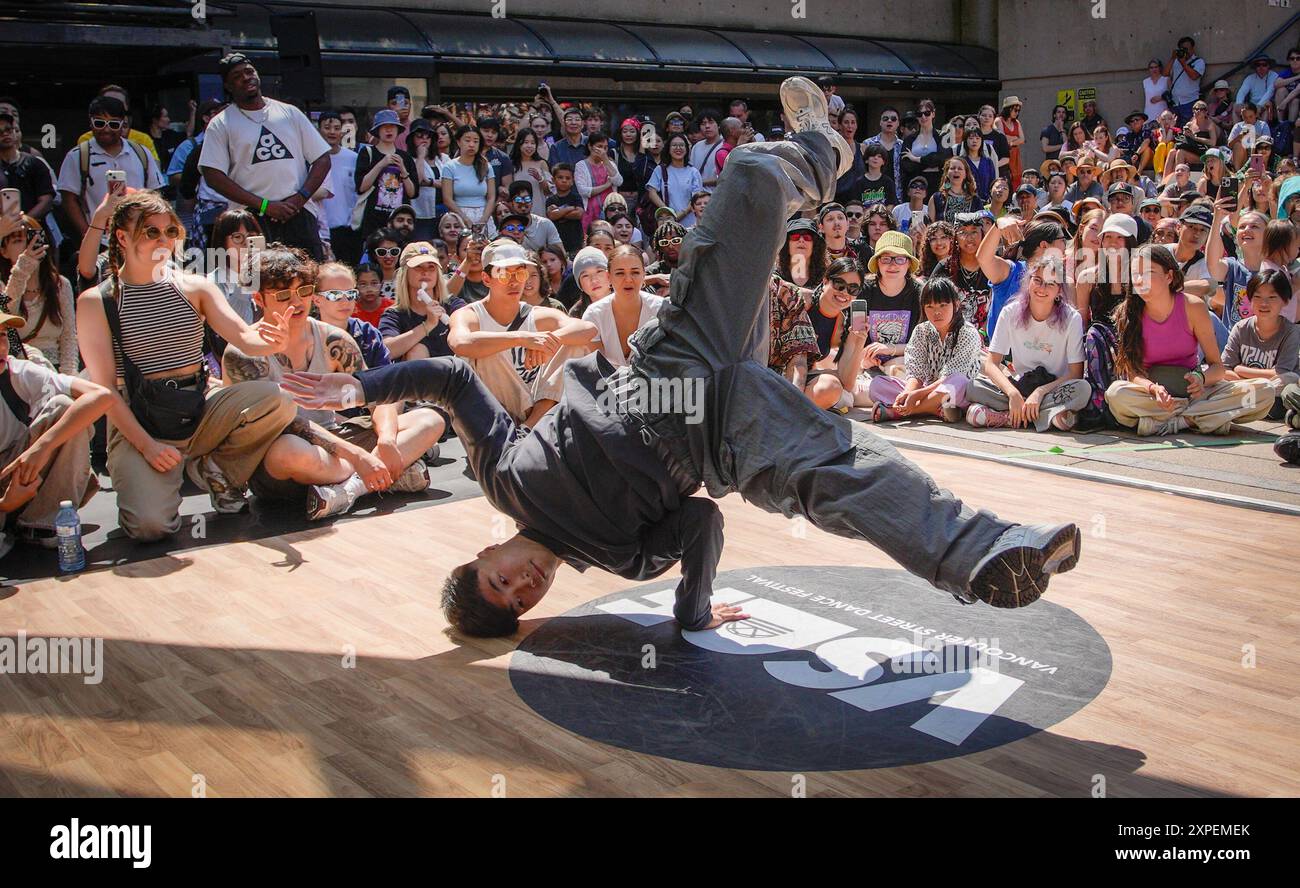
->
[[306, 483, 357, 522], [779, 76, 853, 178], [965, 523, 1081, 609], [1275, 432, 1300, 465]]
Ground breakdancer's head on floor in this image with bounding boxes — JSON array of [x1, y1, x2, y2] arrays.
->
[[442, 535, 563, 636]]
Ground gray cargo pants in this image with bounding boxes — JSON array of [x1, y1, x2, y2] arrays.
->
[[627, 132, 1013, 597]]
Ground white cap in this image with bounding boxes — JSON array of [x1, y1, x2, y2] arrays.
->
[[1100, 213, 1138, 239], [481, 238, 530, 269]]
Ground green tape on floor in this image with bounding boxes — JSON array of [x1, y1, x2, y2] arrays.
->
[[1001, 439, 1270, 458]]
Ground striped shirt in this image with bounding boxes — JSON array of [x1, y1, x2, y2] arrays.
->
[[112, 274, 205, 377]]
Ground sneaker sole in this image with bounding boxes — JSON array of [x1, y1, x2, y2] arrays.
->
[[305, 486, 330, 522], [970, 525, 1081, 609]]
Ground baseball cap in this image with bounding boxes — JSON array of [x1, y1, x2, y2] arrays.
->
[[481, 238, 531, 269], [1015, 184, 1038, 198], [0, 310, 25, 330], [388, 204, 415, 220], [476, 116, 501, 131], [1140, 198, 1162, 211], [785, 218, 819, 238], [1100, 213, 1138, 239], [1179, 204, 1214, 228], [400, 241, 441, 267], [217, 52, 253, 79], [1107, 182, 1135, 199], [498, 212, 530, 230], [1213, 79, 1231, 91], [408, 118, 435, 136], [1200, 147, 1229, 166]]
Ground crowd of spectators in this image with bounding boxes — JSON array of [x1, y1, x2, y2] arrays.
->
[[1, 42, 1298, 559]]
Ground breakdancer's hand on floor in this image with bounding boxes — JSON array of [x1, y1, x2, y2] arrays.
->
[[703, 602, 751, 630], [281, 371, 369, 412]]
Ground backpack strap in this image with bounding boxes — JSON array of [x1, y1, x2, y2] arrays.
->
[[506, 302, 533, 332], [0, 368, 29, 427], [78, 140, 91, 196]]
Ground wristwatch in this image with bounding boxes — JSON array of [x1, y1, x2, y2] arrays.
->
[[295, 187, 312, 201]]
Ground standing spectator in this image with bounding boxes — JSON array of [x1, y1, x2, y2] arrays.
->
[[960, 124, 996, 201], [832, 107, 865, 205], [407, 119, 440, 243], [441, 125, 494, 227], [995, 97, 1024, 186], [545, 163, 585, 256], [1041, 104, 1068, 163], [0, 222, 76, 372], [75, 85, 158, 162], [477, 116, 515, 189], [354, 110, 418, 243], [1079, 100, 1104, 137], [864, 107, 904, 189], [511, 128, 554, 212], [0, 113, 53, 224], [1143, 59, 1170, 121], [855, 143, 896, 207], [1165, 36, 1206, 124], [57, 95, 165, 244], [688, 110, 725, 193], [316, 110, 360, 265], [548, 107, 589, 168], [199, 54, 332, 260], [148, 105, 186, 176], [904, 99, 943, 194], [165, 98, 226, 256], [387, 86, 413, 151], [576, 132, 622, 233], [977, 105, 1011, 177], [920, 221, 955, 275], [205, 208, 262, 364], [928, 157, 982, 223], [646, 133, 703, 228]]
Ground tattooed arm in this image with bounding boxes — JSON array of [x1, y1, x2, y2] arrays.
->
[[324, 326, 363, 374], [221, 347, 272, 384]]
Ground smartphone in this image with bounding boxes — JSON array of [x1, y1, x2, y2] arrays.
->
[[248, 235, 266, 253], [105, 169, 127, 197], [538, 82, 548, 92], [850, 299, 868, 333], [1250, 154, 1265, 176], [0, 188, 18, 217], [471, 222, 487, 242]]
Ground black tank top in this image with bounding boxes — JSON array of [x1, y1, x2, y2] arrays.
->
[[809, 291, 843, 362]]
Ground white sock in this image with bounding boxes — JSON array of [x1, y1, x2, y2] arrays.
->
[[835, 390, 854, 411]]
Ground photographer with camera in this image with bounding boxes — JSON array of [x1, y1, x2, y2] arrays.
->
[[1164, 36, 1206, 126]]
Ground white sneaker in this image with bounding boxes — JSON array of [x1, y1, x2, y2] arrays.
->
[[185, 454, 248, 514], [779, 76, 853, 178], [390, 460, 429, 494], [306, 482, 357, 521]]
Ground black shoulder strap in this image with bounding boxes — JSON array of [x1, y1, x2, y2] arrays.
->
[[0, 368, 29, 427], [98, 278, 144, 385], [506, 302, 533, 332], [1180, 250, 1204, 275]]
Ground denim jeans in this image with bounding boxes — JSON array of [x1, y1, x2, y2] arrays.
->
[[625, 133, 1013, 597]]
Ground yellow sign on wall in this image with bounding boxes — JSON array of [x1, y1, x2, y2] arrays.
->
[[1076, 87, 1097, 119], [1056, 89, 1076, 121]]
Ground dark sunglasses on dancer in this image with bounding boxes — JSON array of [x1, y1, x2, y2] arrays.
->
[[319, 288, 359, 302], [829, 276, 862, 295]]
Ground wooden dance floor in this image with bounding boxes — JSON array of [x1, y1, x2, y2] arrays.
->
[[0, 446, 1294, 797]]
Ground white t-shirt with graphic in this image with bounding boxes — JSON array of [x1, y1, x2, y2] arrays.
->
[[198, 98, 330, 207], [988, 301, 1085, 379]]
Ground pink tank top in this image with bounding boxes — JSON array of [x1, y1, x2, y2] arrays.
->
[[1142, 292, 1199, 369]]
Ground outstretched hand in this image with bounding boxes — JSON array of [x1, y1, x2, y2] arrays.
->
[[703, 602, 751, 630], [280, 371, 367, 411]]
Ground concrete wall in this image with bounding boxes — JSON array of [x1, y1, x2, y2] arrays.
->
[[293, 0, 974, 44], [999, 0, 1300, 172]]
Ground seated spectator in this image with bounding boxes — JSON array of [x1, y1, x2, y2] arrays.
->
[[967, 255, 1091, 431], [0, 310, 111, 551], [561, 245, 611, 320], [1206, 79, 1233, 135], [1227, 103, 1269, 170], [920, 221, 955, 276], [1086, 123, 1121, 164], [686, 190, 711, 229], [224, 248, 443, 522], [365, 228, 403, 303], [1235, 55, 1279, 121], [350, 263, 388, 329], [538, 243, 570, 303], [448, 238, 594, 427], [892, 178, 930, 236], [522, 250, 568, 313], [606, 212, 646, 258], [818, 203, 856, 262], [1064, 156, 1104, 203], [869, 276, 982, 423], [580, 244, 663, 367], [386, 205, 416, 244], [857, 204, 896, 258], [793, 257, 868, 412], [438, 212, 468, 269], [931, 212, 993, 339], [1273, 50, 1300, 123], [0, 220, 76, 372], [487, 180, 563, 250], [1207, 202, 1267, 332], [646, 220, 685, 277], [1106, 244, 1272, 435], [313, 262, 393, 373], [1107, 186, 1151, 243], [858, 232, 924, 387], [928, 157, 983, 223], [1073, 210, 1137, 428], [78, 192, 296, 537], [1221, 269, 1298, 421], [380, 241, 468, 361], [977, 216, 1069, 343]]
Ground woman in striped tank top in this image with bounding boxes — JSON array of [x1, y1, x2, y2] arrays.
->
[[1104, 244, 1274, 436], [77, 191, 297, 541]]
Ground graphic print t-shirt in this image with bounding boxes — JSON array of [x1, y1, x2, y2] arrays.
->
[[861, 276, 922, 347], [198, 99, 329, 207]]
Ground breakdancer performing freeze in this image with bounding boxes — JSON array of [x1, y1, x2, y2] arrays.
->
[[283, 77, 1081, 637]]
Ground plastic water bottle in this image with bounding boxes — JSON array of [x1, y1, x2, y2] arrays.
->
[[55, 500, 85, 574], [417, 282, 434, 308]]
